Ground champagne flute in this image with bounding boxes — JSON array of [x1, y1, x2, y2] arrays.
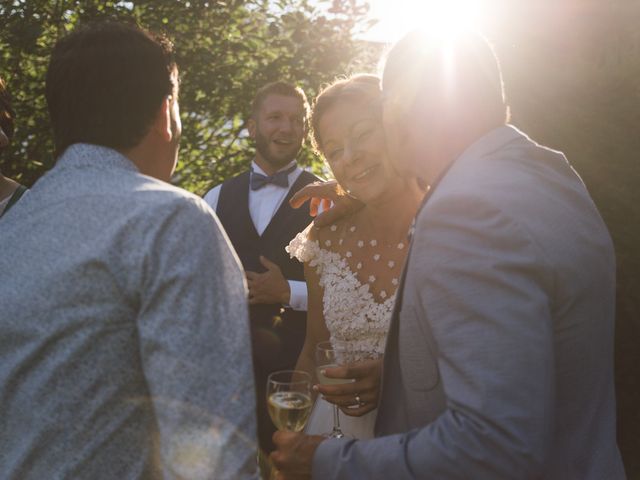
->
[[266, 370, 313, 433], [264, 370, 313, 480], [315, 340, 353, 438]]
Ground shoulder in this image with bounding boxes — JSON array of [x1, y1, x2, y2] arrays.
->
[[286, 216, 342, 262], [425, 134, 579, 223], [414, 155, 559, 273], [129, 179, 221, 237], [286, 224, 320, 263], [134, 183, 241, 271], [312, 213, 353, 248], [290, 213, 360, 258]]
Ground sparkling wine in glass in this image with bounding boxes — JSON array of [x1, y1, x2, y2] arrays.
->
[[266, 370, 313, 433], [315, 340, 353, 438]]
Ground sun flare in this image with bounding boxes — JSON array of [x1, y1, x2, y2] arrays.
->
[[364, 0, 485, 43]]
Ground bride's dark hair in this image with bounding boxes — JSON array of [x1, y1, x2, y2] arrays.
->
[[310, 74, 382, 154]]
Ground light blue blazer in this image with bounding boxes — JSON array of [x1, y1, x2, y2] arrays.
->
[[313, 126, 626, 479]]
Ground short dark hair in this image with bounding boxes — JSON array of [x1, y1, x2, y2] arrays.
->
[[251, 81, 310, 126], [45, 21, 177, 157], [382, 30, 509, 126], [0, 75, 15, 152]]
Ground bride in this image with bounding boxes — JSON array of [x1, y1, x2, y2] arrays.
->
[[287, 74, 424, 438]]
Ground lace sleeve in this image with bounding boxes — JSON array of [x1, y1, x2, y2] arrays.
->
[[286, 224, 320, 264]]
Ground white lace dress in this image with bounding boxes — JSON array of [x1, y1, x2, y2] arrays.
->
[[287, 228, 396, 439]]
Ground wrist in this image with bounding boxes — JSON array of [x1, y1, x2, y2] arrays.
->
[[281, 284, 291, 305]]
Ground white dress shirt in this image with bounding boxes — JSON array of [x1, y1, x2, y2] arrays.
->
[[204, 160, 308, 311]]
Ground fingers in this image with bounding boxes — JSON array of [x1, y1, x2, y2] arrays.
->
[[317, 364, 350, 379], [315, 381, 377, 403], [289, 180, 341, 208], [320, 388, 378, 418], [289, 190, 312, 209], [273, 470, 309, 480], [246, 270, 268, 288], [312, 199, 363, 228], [340, 401, 377, 417], [247, 290, 273, 305], [247, 280, 263, 304], [271, 432, 316, 479], [259, 255, 278, 271], [320, 388, 376, 407], [340, 358, 382, 379], [246, 274, 256, 291], [290, 181, 331, 208], [273, 430, 297, 447], [310, 197, 332, 218], [314, 361, 380, 412], [319, 359, 380, 381], [270, 431, 297, 470], [309, 197, 321, 217]]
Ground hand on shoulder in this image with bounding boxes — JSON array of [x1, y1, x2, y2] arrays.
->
[[290, 179, 364, 228]]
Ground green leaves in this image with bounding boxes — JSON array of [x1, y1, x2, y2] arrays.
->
[[0, 0, 371, 192]]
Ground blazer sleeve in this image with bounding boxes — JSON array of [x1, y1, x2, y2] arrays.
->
[[313, 191, 555, 479]]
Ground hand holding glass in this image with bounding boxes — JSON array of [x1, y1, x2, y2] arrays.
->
[[315, 340, 354, 438], [267, 370, 313, 433]]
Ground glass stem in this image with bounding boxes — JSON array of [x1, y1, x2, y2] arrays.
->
[[333, 405, 341, 432]]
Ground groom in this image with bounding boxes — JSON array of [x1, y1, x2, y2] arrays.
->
[[271, 31, 625, 479], [204, 81, 319, 458]]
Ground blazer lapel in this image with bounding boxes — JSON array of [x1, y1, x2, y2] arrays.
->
[[376, 162, 457, 428]]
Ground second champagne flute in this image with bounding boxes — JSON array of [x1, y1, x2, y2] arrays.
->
[[315, 340, 353, 438]]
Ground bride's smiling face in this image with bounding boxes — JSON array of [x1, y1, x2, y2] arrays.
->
[[318, 101, 395, 204]]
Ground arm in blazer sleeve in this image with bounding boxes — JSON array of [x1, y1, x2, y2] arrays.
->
[[313, 191, 555, 479]]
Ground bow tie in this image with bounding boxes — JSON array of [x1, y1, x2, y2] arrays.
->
[[250, 165, 297, 191]]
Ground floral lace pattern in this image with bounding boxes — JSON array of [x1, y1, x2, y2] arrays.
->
[[287, 228, 395, 362]]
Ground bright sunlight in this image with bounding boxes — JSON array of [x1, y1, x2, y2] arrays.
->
[[363, 0, 486, 43]]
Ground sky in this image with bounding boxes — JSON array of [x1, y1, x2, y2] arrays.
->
[[360, 0, 491, 43]]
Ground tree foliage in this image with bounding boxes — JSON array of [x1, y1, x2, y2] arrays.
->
[[0, 0, 372, 193]]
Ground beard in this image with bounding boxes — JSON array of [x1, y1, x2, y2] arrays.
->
[[254, 129, 300, 170]]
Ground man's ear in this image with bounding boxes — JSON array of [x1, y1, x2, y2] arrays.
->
[[154, 96, 173, 142], [247, 117, 256, 140]]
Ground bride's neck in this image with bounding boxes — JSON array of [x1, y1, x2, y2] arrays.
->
[[360, 180, 424, 241]]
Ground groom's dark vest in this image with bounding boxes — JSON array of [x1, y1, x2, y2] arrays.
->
[[216, 168, 318, 366]]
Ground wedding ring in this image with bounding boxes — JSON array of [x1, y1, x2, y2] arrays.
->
[[355, 393, 363, 407]]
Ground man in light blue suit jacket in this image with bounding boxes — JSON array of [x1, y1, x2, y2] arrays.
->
[[272, 30, 625, 479]]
